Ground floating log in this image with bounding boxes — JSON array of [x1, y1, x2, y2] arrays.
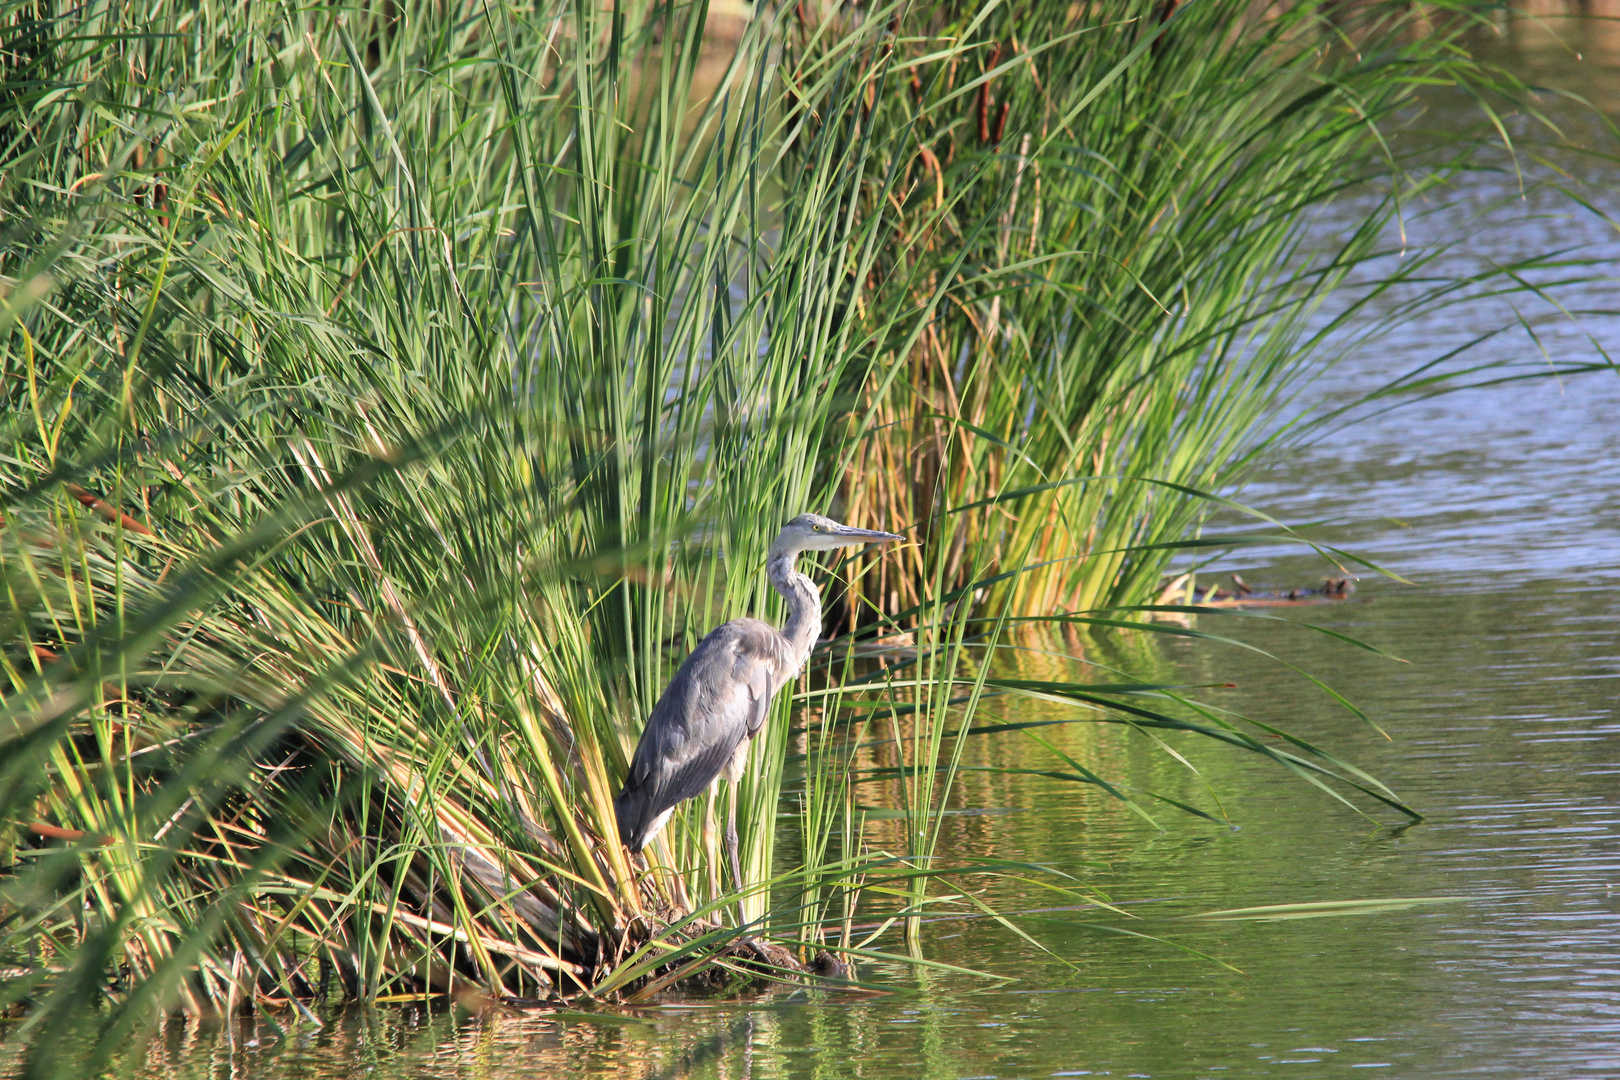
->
[[1163, 576, 1363, 608]]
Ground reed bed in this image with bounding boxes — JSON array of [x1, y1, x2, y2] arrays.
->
[[822, 0, 1605, 621], [0, 0, 1600, 1068]]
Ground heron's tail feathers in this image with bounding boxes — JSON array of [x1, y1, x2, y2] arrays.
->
[[614, 785, 668, 852]]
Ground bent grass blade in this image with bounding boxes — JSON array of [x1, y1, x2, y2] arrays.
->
[[1185, 897, 1468, 921]]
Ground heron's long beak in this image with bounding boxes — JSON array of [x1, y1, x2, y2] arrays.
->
[[835, 526, 905, 544]]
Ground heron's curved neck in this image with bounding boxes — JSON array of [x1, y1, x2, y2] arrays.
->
[[767, 549, 821, 672]]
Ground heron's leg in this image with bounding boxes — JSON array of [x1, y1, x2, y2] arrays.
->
[[725, 781, 748, 930]]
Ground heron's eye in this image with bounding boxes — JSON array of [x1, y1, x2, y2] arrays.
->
[[812, 524, 824, 532]]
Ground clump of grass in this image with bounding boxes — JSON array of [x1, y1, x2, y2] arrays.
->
[[0, 0, 972, 1037], [0, 0, 1601, 1067], [826, 0, 1603, 623]]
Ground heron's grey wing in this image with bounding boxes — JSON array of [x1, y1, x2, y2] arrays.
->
[[741, 657, 771, 738], [621, 621, 784, 816]]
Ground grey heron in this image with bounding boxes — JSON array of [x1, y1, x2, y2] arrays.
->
[[613, 513, 904, 916]]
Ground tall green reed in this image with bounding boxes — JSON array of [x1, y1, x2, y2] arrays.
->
[[0, 0, 978, 1030], [825, 0, 1602, 621]]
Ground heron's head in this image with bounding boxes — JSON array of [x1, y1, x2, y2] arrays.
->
[[772, 513, 904, 555]]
